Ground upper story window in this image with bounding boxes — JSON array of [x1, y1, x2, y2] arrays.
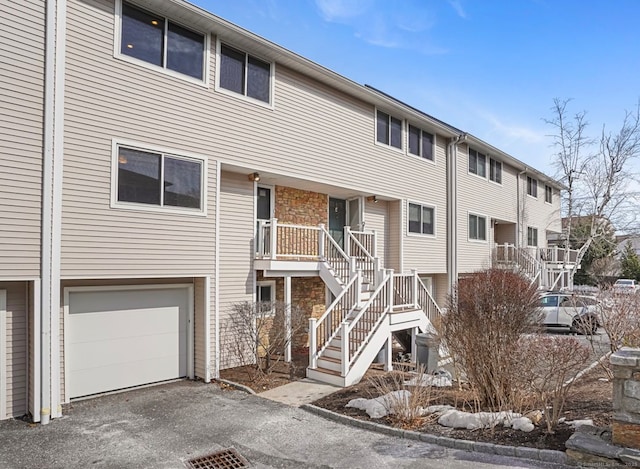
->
[[115, 145, 204, 213], [376, 110, 402, 149], [489, 158, 502, 184], [468, 213, 487, 241], [218, 43, 271, 104], [527, 176, 538, 197], [527, 227, 538, 247], [545, 185, 553, 204], [119, 2, 206, 81], [408, 125, 434, 161], [468, 148, 486, 177], [408, 202, 435, 235]]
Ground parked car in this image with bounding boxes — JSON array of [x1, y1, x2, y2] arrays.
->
[[539, 292, 600, 334], [613, 279, 638, 293]]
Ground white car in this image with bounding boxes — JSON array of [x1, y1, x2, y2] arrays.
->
[[539, 293, 600, 334], [613, 279, 638, 293]]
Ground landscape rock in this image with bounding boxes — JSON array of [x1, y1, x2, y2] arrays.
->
[[345, 390, 411, 418]]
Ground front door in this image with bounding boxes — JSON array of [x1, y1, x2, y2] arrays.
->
[[329, 197, 347, 248]]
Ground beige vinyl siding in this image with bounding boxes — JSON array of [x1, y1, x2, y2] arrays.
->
[[521, 177, 562, 247], [218, 172, 254, 369], [63, 0, 218, 279], [387, 201, 402, 271], [64, 0, 446, 242], [457, 145, 519, 273], [364, 200, 387, 269], [432, 274, 449, 310], [1, 282, 28, 419], [401, 137, 447, 273], [0, 0, 44, 279]]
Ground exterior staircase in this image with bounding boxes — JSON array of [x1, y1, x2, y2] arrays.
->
[[308, 227, 442, 387], [493, 244, 580, 291], [254, 219, 443, 387]]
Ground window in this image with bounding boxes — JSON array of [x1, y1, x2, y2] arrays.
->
[[489, 158, 502, 184], [408, 203, 434, 235], [120, 2, 205, 80], [468, 148, 486, 177], [116, 146, 203, 211], [376, 110, 402, 149], [256, 281, 275, 315], [527, 176, 538, 197], [219, 43, 271, 103], [408, 125, 434, 161], [527, 227, 538, 246], [468, 214, 487, 241], [545, 185, 553, 204]]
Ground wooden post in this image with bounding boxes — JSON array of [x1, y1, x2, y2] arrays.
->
[[344, 226, 351, 257], [318, 224, 325, 259], [341, 322, 349, 377], [412, 269, 419, 309]]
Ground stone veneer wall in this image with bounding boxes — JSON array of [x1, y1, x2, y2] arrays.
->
[[611, 347, 640, 450], [256, 272, 326, 351], [274, 186, 328, 226]]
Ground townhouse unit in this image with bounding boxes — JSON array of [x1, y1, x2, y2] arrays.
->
[[1, 0, 571, 423]]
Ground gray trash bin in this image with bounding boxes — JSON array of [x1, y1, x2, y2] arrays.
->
[[415, 332, 440, 373]]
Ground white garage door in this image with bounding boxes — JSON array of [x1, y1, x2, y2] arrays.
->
[[66, 285, 191, 399]]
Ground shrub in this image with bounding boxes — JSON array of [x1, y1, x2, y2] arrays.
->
[[442, 268, 541, 411]]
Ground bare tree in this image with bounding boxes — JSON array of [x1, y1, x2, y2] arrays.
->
[[545, 98, 640, 284]]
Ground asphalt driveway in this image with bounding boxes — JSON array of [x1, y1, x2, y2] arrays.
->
[[0, 380, 571, 469]]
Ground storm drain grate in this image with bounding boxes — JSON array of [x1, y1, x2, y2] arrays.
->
[[185, 448, 250, 469]]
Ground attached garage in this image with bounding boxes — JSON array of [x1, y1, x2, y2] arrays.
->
[[64, 284, 193, 400]]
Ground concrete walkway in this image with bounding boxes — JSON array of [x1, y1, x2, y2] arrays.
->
[[0, 380, 573, 469], [257, 378, 341, 406]]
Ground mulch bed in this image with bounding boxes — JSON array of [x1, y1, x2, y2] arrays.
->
[[218, 350, 613, 452]]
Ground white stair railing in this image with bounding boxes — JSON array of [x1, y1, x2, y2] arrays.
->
[[342, 270, 393, 375], [308, 274, 360, 368], [319, 225, 353, 285], [344, 227, 378, 285]]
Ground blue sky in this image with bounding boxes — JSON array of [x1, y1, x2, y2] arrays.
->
[[191, 0, 640, 176]]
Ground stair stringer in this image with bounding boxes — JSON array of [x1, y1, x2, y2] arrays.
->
[[318, 261, 347, 297]]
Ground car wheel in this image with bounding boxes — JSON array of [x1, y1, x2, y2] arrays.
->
[[572, 315, 597, 335]]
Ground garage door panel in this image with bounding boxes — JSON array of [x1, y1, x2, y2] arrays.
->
[[67, 287, 189, 399]]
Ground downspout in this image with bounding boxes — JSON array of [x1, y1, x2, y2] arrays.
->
[[516, 169, 527, 249], [41, 0, 57, 425], [41, 0, 66, 424], [446, 133, 467, 296]]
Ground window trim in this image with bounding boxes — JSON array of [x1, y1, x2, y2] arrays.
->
[[468, 147, 487, 179], [489, 158, 502, 185], [468, 212, 488, 243], [406, 123, 436, 164], [110, 139, 207, 216], [256, 280, 277, 316], [374, 108, 404, 153], [527, 226, 539, 247], [527, 176, 538, 198], [214, 39, 275, 109], [406, 201, 436, 238], [545, 184, 553, 204], [114, 0, 211, 87]]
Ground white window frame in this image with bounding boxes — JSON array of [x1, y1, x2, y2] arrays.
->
[[214, 39, 275, 109], [113, 0, 211, 87], [468, 212, 488, 242], [256, 280, 276, 316], [406, 123, 436, 164], [468, 148, 487, 179], [527, 176, 538, 198], [545, 185, 553, 204], [527, 226, 539, 247], [110, 139, 207, 217], [374, 108, 404, 152], [489, 158, 502, 185], [406, 201, 436, 237]]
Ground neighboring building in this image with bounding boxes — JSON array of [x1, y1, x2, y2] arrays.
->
[[1, 0, 565, 422]]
